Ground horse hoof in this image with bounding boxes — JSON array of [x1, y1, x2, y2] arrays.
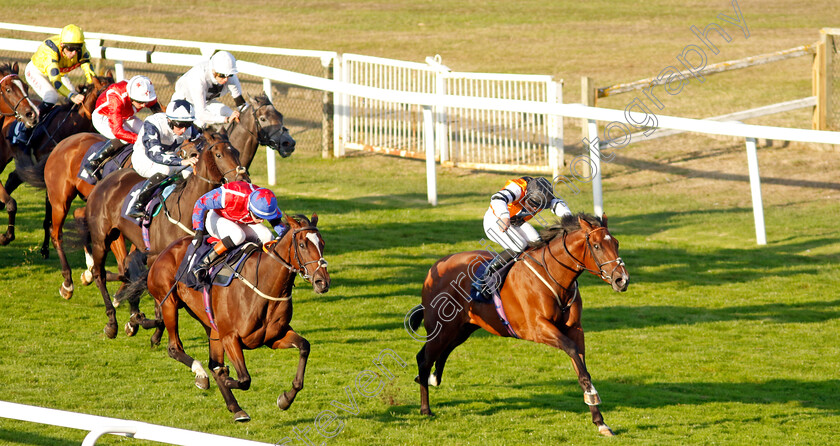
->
[[195, 376, 210, 390], [0, 234, 14, 245], [428, 375, 439, 387], [59, 283, 74, 300], [233, 411, 250, 422], [40, 249, 49, 259], [598, 425, 615, 436], [103, 323, 118, 339], [420, 408, 435, 417], [124, 320, 138, 337], [277, 393, 293, 411], [80, 270, 94, 286]]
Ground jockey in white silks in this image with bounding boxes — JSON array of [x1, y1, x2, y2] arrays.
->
[[171, 51, 246, 129]]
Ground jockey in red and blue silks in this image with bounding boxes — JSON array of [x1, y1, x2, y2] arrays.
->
[[190, 181, 287, 277]]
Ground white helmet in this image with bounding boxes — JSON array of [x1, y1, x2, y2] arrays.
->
[[165, 99, 195, 122], [127, 75, 156, 103], [210, 51, 238, 76]]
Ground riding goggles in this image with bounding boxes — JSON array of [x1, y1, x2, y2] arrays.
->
[[63, 44, 83, 53], [213, 71, 233, 79], [169, 120, 192, 129]]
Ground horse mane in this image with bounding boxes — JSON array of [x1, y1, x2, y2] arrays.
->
[[529, 212, 603, 250], [287, 214, 311, 227], [0, 61, 16, 75]]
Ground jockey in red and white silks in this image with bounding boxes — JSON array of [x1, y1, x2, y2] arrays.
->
[[190, 181, 287, 276], [171, 51, 246, 129], [92, 76, 161, 144], [483, 176, 572, 253]]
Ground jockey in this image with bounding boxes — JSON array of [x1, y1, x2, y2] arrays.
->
[[84, 75, 162, 177], [13, 24, 95, 147], [190, 182, 288, 278], [172, 51, 246, 129], [126, 99, 201, 219], [478, 176, 572, 290]]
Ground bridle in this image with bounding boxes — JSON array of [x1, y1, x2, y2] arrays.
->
[[264, 226, 328, 282], [231, 102, 291, 150], [0, 74, 36, 121], [179, 138, 246, 186], [561, 226, 625, 282]]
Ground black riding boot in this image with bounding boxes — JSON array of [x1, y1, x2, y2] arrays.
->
[[126, 173, 168, 218], [83, 139, 124, 177], [193, 242, 228, 281], [475, 249, 517, 293]]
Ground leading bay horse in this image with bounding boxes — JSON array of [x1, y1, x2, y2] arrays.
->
[[0, 62, 41, 244], [123, 214, 329, 422], [225, 93, 296, 166], [82, 131, 247, 338], [1, 68, 113, 245], [407, 213, 628, 436]]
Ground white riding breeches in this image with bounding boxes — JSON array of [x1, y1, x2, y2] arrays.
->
[[205, 210, 273, 246], [483, 208, 540, 252], [24, 61, 75, 104], [92, 113, 142, 142]]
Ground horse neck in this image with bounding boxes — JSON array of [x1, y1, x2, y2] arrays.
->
[[250, 239, 297, 302], [538, 231, 588, 290], [229, 115, 258, 168]]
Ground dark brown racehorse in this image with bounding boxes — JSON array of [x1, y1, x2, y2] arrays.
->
[[1, 69, 112, 245], [225, 94, 295, 166], [82, 132, 247, 338], [407, 213, 629, 436], [0, 62, 41, 244], [124, 214, 329, 421]]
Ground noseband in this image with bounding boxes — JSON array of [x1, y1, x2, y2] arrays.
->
[[563, 227, 625, 281], [233, 103, 290, 149], [0, 74, 35, 121], [264, 226, 328, 282]]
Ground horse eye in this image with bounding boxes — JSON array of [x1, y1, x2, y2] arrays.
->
[[259, 116, 267, 122], [299, 242, 306, 248], [594, 244, 600, 250], [215, 153, 221, 158]]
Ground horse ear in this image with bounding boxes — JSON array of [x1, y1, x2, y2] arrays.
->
[[578, 215, 592, 231], [601, 213, 608, 228], [219, 127, 228, 136], [12, 62, 18, 73], [106, 69, 114, 78], [310, 213, 318, 227]]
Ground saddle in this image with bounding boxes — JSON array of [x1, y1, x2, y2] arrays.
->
[[469, 258, 519, 338], [6, 106, 62, 159], [79, 142, 133, 184], [176, 238, 261, 291]]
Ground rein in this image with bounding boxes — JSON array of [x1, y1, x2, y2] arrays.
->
[[227, 102, 289, 150], [233, 225, 327, 301], [561, 227, 625, 282]]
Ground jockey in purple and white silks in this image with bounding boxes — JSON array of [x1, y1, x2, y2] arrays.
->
[[126, 99, 202, 218], [190, 181, 287, 278], [171, 51, 246, 129]]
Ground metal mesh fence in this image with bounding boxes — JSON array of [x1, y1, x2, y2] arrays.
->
[[0, 28, 327, 151]]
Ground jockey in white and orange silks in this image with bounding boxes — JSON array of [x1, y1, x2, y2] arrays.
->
[[477, 176, 572, 290], [190, 181, 288, 278]]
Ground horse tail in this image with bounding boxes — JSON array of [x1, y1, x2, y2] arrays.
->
[[408, 304, 424, 332], [14, 155, 47, 189], [114, 264, 149, 305]]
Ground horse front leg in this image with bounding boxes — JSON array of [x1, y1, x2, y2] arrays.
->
[[0, 180, 16, 245], [209, 335, 249, 422], [534, 318, 614, 437], [41, 193, 51, 259], [270, 328, 310, 411]]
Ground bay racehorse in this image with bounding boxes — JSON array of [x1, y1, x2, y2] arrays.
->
[[82, 131, 247, 338], [1, 69, 112, 245], [0, 62, 41, 244], [406, 213, 628, 436], [123, 214, 329, 421]]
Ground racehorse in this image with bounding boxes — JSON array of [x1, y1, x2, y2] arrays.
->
[[406, 213, 629, 436], [122, 214, 329, 422], [82, 131, 247, 338], [225, 93, 296, 167], [1, 68, 112, 245], [0, 62, 41, 244], [18, 93, 293, 300]]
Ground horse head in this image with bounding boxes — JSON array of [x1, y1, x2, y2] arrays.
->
[[278, 213, 329, 294], [247, 95, 295, 158], [76, 70, 114, 118], [0, 62, 38, 128], [574, 214, 629, 292], [187, 132, 249, 185]]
